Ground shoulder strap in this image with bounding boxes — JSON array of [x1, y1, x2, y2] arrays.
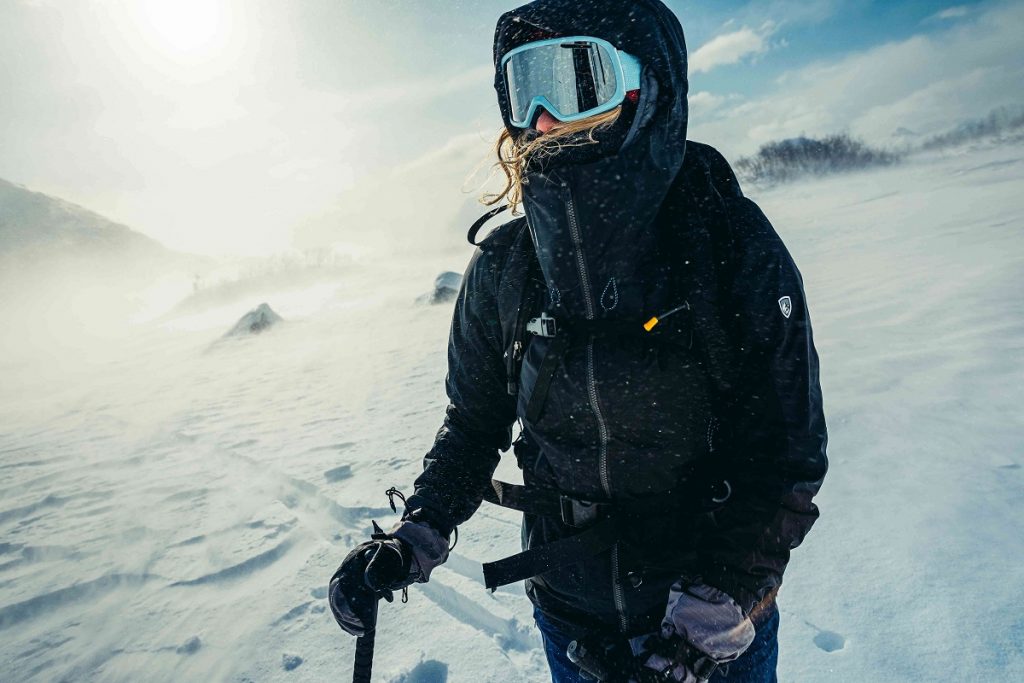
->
[[503, 242, 544, 396], [467, 205, 510, 246]]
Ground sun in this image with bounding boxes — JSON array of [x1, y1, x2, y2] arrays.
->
[[141, 0, 226, 56]]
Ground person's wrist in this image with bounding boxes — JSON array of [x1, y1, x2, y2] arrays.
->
[[698, 565, 763, 617], [388, 519, 450, 583], [402, 501, 455, 538]]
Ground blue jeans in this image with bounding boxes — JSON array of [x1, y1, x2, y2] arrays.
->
[[534, 605, 779, 683]]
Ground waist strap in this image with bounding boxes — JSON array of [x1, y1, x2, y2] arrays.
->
[[484, 479, 731, 522], [480, 478, 731, 590], [483, 518, 619, 591]]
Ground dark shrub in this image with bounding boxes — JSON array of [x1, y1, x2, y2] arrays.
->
[[735, 133, 900, 184], [920, 106, 1024, 151]]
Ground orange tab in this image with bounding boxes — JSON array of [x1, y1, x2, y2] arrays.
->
[[643, 316, 659, 332]]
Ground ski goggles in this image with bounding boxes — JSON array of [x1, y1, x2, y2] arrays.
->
[[501, 36, 642, 128]]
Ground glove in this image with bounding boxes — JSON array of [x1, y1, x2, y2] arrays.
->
[[630, 581, 756, 682], [328, 519, 449, 636]]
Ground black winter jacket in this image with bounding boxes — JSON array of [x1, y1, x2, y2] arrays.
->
[[407, 0, 827, 637]]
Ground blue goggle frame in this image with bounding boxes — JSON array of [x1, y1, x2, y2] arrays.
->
[[501, 35, 642, 129]]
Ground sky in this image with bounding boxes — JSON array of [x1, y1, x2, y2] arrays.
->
[[1, 0, 1021, 257]]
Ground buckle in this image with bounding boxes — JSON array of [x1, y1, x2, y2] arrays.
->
[[559, 495, 604, 527], [526, 312, 557, 338], [709, 479, 732, 505]]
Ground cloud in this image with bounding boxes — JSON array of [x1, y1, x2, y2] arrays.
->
[[689, 91, 727, 116], [746, 0, 840, 25], [699, 0, 839, 33], [688, 91, 743, 122], [355, 64, 494, 111], [688, 2, 1024, 158], [391, 131, 494, 177], [291, 128, 500, 255], [929, 5, 972, 22], [690, 22, 776, 74]]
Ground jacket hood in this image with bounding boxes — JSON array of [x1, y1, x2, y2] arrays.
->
[[493, 0, 690, 322]]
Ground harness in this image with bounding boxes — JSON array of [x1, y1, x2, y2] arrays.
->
[[480, 476, 732, 591], [468, 218, 733, 594], [464, 145, 742, 593]]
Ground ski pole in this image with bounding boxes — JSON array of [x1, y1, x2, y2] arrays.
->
[[352, 598, 379, 683]]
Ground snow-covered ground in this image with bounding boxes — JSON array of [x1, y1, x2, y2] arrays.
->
[[1, 141, 1022, 682]]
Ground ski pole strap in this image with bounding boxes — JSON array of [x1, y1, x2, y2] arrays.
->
[[482, 517, 619, 590]]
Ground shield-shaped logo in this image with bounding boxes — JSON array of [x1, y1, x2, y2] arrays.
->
[[778, 296, 792, 319]]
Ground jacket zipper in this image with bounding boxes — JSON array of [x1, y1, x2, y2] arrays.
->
[[564, 184, 595, 320], [586, 342, 611, 497], [587, 339, 626, 631], [565, 183, 628, 632]]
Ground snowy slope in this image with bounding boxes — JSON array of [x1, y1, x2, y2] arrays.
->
[[0, 178, 168, 261], [1, 142, 1023, 682], [0, 178, 205, 375]]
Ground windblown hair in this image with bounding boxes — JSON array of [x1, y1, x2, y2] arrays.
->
[[481, 106, 622, 213]]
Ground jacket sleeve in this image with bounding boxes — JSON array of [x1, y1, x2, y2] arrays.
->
[[698, 197, 829, 615], [405, 246, 519, 534]]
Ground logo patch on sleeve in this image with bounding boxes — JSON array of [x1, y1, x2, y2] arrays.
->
[[778, 296, 792, 319]]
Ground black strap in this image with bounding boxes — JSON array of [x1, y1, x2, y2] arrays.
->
[[481, 478, 732, 589], [506, 255, 545, 395], [483, 479, 562, 517], [467, 204, 510, 245], [482, 518, 619, 590], [485, 479, 727, 521], [524, 332, 570, 423]]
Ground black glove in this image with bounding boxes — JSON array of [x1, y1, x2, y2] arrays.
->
[[328, 519, 449, 637], [329, 522, 414, 636]]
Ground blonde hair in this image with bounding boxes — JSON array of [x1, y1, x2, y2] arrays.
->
[[480, 106, 622, 213]]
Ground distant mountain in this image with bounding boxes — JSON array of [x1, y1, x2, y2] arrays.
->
[[0, 177, 171, 261]]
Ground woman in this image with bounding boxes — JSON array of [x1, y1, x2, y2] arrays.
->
[[330, 1, 828, 681]]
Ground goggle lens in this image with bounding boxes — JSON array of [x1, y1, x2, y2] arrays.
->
[[503, 38, 628, 127]]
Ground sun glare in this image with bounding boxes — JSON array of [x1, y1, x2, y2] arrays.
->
[[142, 0, 226, 56]]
